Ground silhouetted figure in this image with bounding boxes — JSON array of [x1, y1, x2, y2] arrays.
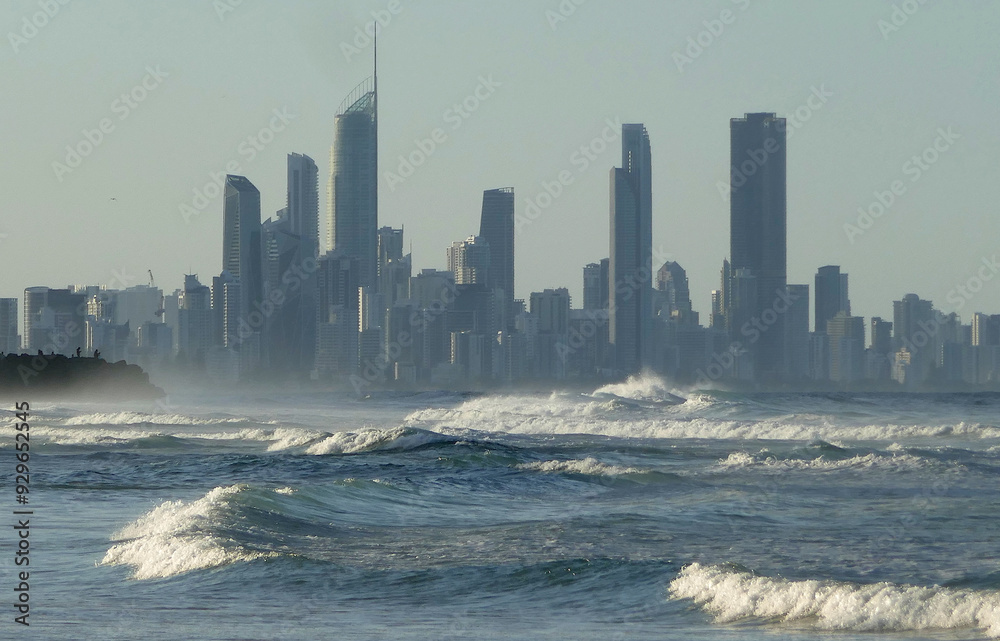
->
[[94, 349, 101, 359], [76, 347, 81, 358], [37, 349, 43, 357]]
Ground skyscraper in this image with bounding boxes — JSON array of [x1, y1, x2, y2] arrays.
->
[[827, 312, 865, 382], [609, 124, 652, 375], [479, 188, 515, 330], [377, 226, 410, 307], [287, 153, 319, 257], [815, 265, 850, 333], [583, 263, 603, 311], [656, 261, 695, 325], [222, 174, 263, 348], [729, 112, 786, 380], [785, 284, 810, 378], [22, 287, 86, 354], [177, 275, 213, 362], [446, 236, 491, 286], [0, 298, 18, 354], [327, 76, 377, 289]]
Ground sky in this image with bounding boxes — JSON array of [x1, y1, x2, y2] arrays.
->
[[2, 0, 999, 329]]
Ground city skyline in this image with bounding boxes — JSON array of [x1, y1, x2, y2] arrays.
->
[[2, 1, 999, 328]]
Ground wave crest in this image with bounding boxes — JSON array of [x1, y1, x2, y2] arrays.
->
[[517, 457, 643, 476], [592, 373, 686, 404], [100, 485, 277, 580], [715, 450, 930, 473], [670, 563, 1000, 636], [66, 411, 253, 426], [305, 427, 443, 455]]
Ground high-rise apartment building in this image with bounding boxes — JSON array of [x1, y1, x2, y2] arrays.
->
[[479, 188, 514, 330], [222, 174, 263, 335], [815, 266, 850, 334], [609, 124, 652, 375], [729, 112, 786, 380]]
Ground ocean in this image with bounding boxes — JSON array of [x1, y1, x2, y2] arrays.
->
[[6, 374, 1000, 640]]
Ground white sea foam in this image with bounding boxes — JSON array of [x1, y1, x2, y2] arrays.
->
[[305, 427, 441, 455], [100, 485, 274, 580], [592, 372, 686, 403], [29, 426, 167, 445], [669, 563, 1000, 636], [66, 411, 253, 426], [187, 427, 324, 451], [407, 398, 1000, 443], [16, 424, 320, 449], [516, 457, 643, 476], [715, 450, 930, 473]]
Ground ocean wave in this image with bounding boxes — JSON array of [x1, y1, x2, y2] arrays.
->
[[516, 457, 643, 476], [592, 373, 687, 404], [714, 450, 931, 473], [187, 427, 324, 451], [65, 411, 257, 427], [16, 425, 321, 450], [28, 426, 170, 446], [407, 399, 1000, 443], [669, 563, 1000, 637], [100, 485, 278, 580], [305, 427, 445, 455]]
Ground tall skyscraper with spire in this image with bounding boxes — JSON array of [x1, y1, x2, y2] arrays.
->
[[729, 112, 787, 380], [609, 124, 652, 375], [327, 41, 378, 290]]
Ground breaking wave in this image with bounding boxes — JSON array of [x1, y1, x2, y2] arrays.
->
[[100, 485, 278, 580], [714, 450, 932, 473], [592, 373, 686, 404], [305, 427, 448, 455], [516, 457, 643, 476], [669, 563, 1000, 636], [407, 396, 1000, 442], [65, 411, 258, 426]]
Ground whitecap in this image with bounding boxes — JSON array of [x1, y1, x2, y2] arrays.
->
[[670, 563, 1000, 636], [516, 457, 643, 476], [100, 485, 275, 580]]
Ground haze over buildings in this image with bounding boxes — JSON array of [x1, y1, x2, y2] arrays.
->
[[4, 2, 1000, 390]]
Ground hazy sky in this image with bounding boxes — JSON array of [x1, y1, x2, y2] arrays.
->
[[2, 0, 998, 327]]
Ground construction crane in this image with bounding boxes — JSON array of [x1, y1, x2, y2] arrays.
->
[[149, 270, 165, 318]]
